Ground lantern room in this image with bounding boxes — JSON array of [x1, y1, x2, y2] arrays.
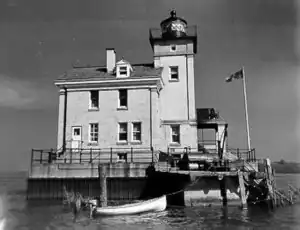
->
[[149, 10, 198, 54]]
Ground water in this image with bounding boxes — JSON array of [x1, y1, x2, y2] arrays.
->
[[0, 172, 299, 230]]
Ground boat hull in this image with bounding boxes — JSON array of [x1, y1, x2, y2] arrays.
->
[[94, 195, 167, 216]]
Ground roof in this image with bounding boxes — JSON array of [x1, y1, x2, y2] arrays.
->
[[56, 63, 163, 82], [160, 10, 187, 27], [116, 59, 131, 66]]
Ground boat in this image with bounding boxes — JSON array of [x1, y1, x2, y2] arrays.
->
[[90, 195, 167, 216], [0, 218, 5, 230]]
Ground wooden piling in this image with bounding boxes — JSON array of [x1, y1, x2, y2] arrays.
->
[[272, 168, 277, 207], [264, 158, 275, 209], [99, 166, 107, 207], [220, 176, 227, 206], [238, 171, 248, 209]]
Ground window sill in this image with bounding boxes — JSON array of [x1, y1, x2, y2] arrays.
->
[[130, 141, 142, 145], [88, 142, 98, 146], [88, 108, 99, 112], [169, 79, 179, 82], [169, 143, 181, 147], [117, 107, 128, 111], [116, 141, 128, 145]]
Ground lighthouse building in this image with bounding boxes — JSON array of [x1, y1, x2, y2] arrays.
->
[[54, 11, 199, 159]]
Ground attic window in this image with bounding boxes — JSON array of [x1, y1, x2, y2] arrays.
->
[[119, 66, 128, 76], [116, 59, 132, 78]]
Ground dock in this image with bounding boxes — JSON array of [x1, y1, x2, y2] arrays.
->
[[26, 146, 297, 209]]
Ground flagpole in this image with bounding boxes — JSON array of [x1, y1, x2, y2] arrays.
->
[[242, 67, 251, 151]]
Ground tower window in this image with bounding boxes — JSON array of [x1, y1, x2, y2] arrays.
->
[[170, 66, 179, 81], [170, 45, 176, 51]]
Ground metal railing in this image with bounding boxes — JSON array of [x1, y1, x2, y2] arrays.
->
[[149, 25, 197, 40], [30, 146, 257, 173], [31, 147, 157, 164], [227, 148, 256, 162]]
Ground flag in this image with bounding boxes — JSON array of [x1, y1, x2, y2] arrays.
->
[[225, 69, 243, 82]]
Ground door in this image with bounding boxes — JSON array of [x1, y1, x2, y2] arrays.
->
[[71, 126, 82, 151]]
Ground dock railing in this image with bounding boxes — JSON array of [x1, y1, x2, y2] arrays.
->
[[155, 147, 258, 172], [30, 147, 157, 164], [165, 147, 256, 161], [30, 146, 258, 173]]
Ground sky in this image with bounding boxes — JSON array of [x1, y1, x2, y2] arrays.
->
[[0, 0, 299, 171]]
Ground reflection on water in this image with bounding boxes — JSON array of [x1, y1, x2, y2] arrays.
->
[[0, 173, 299, 230]]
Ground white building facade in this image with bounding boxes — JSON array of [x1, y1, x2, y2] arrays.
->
[[54, 11, 198, 155]]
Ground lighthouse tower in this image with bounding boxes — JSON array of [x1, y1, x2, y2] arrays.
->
[[149, 10, 198, 150]]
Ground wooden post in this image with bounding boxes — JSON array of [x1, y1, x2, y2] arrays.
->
[[272, 168, 277, 207], [288, 189, 293, 205], [220, 176, 227, 206], [218, 141, 222, 160], [238, 171, 248, 209], [99, 166, 107, 207], [264, 158, 275, 209], [151, 147, 154, 163], [40, 150, 43, 163], [90, 148, 93, 163], [30, 149, 34, 168]]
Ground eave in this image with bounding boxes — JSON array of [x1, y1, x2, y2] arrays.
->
[[54, 76, 164, 91]]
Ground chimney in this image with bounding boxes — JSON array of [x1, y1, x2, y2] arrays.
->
[[106, 48, 116, 73]]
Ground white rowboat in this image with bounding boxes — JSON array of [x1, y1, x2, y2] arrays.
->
[[92, 195, 167, 216]]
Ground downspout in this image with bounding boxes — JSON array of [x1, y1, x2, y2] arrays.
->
[[62, 87, 67, 153], [149, 88, 153, 160], [185, 44, 190, 121]]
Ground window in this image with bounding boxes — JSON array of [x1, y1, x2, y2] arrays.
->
[[118, 89, 128, 108], [119, 66, 128, 76], [89, 123, 99, 143], [132, 122, 142, 142], [170, 45, 176, 51], [89, 90, 99, 109], [171, 125, 180, 144], [118, 122, 128, 142], [170, 66, 179, 81]]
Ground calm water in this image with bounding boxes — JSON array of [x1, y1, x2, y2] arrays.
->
[[0, 172, 299, 230]]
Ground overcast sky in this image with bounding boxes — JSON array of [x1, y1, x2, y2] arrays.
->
[[0, 0, 299, 171]]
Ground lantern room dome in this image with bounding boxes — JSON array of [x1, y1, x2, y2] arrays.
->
[[160, 10, 188, 38]]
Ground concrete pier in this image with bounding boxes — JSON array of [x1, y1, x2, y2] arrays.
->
[[27, 162, 149, 200]]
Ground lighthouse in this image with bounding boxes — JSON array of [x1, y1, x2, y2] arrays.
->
[[149, 10, 198, 150]]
